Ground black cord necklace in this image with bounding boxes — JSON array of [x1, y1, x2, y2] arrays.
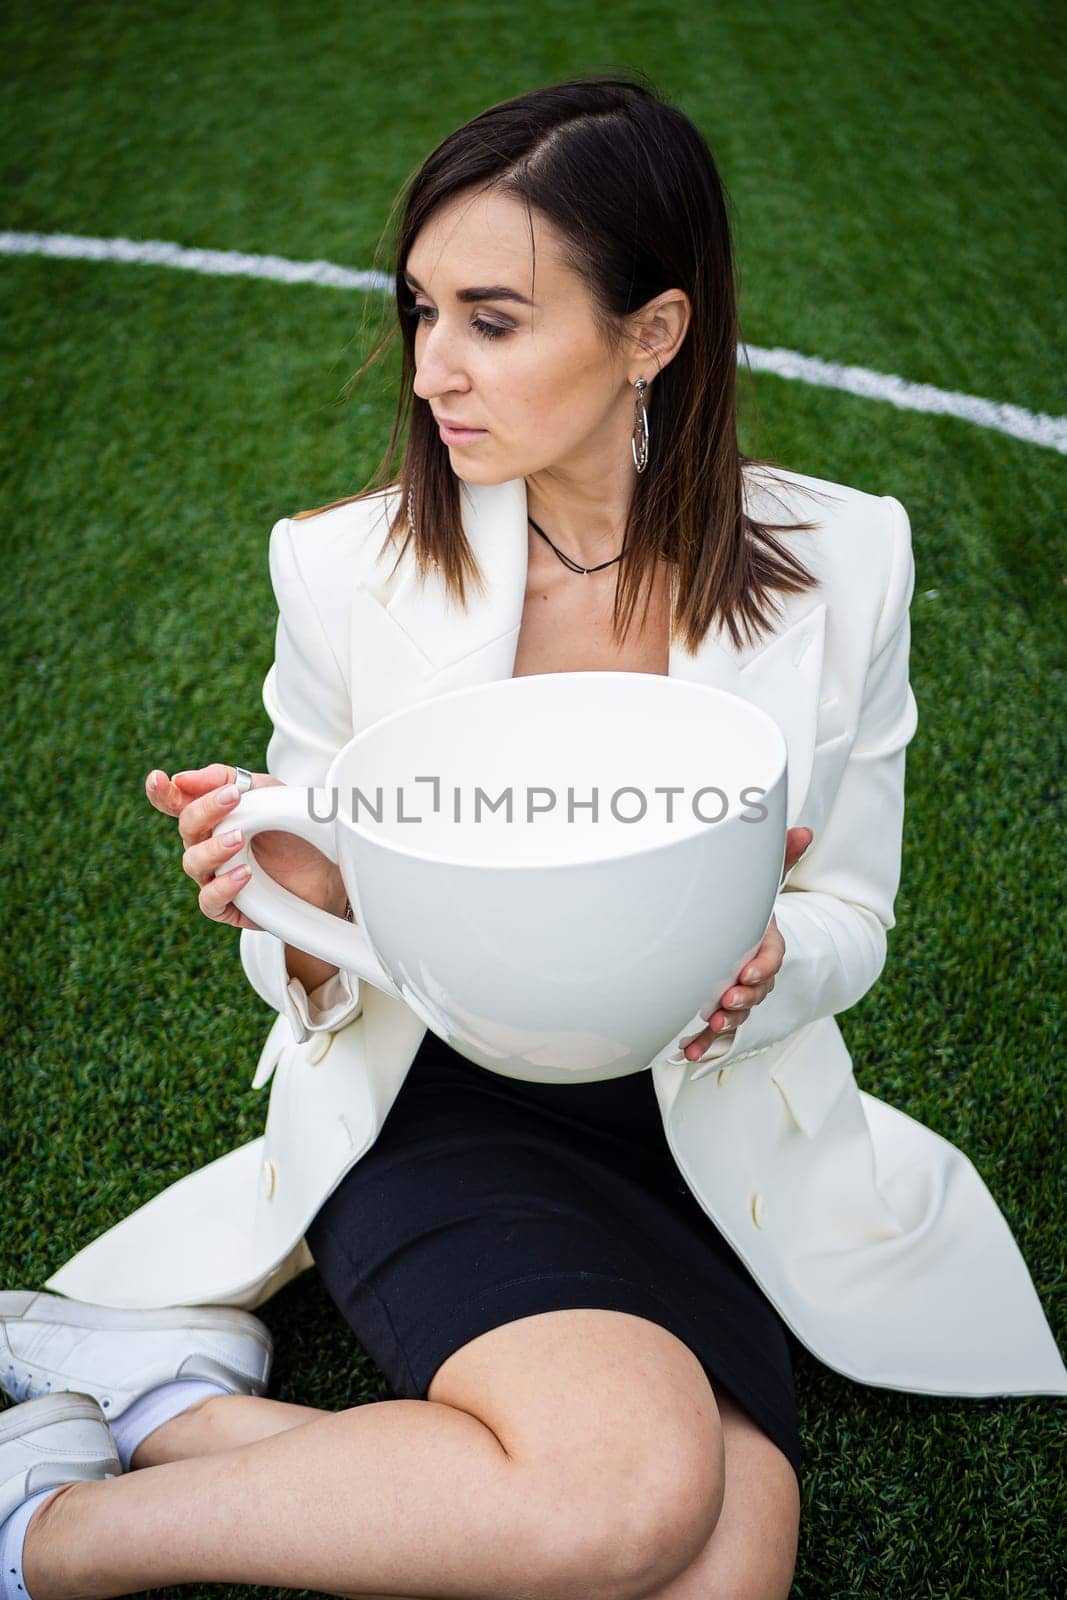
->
[[527, 515, 627, 576]]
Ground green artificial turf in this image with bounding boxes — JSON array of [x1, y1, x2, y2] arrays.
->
[[2, 1, 1064, 1595]]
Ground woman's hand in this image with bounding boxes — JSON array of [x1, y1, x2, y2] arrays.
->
[[681, 827, 814, 1061], [145, 763, 346, 933]]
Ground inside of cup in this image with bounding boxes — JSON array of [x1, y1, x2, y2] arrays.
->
[[333, 672, 785, 868]]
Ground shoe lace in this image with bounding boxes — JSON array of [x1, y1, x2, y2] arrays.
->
[[3, 1363, 54, 1404]]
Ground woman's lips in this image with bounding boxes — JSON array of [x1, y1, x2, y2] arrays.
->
[[437, 421, 488, 446]]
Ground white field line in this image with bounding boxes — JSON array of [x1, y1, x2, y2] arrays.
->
[[3, 229, 1064, 454], [741, 346, 1066, 454]]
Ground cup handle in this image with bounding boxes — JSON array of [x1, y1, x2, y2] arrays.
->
[[212, 786, 403, 1002]]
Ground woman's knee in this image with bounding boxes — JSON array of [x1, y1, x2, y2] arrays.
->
[[526, 1459, 724, 1600], [439, 1417, 722, 1600], [427, 1309, 726, 1599]]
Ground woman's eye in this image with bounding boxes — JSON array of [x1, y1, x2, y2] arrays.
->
[[472, 319, 508, 341], [404, 304, 508, 341]]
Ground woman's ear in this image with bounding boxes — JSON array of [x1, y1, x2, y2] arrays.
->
[[627, 290, 691, 378]]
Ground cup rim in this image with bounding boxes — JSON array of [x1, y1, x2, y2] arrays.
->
[[322, 673, 787, 873]]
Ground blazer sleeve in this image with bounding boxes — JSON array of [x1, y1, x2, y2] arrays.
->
[[239, 515, 364, 1044], [688, 492, 919, 1077]]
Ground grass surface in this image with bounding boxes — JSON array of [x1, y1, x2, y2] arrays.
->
[[2, 2, 1065, 1596]]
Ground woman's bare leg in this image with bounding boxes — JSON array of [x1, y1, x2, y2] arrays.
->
[[130, 1392, 330, 1468], [138, 1390, 783, 1600], [24, 1398, 521, 1600], [21, 1308, 724, 1600], [123, 1395, 436, 1600]]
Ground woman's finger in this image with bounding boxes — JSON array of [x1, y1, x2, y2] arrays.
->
[[738, 917, 786, 984], [173, 764, 239, 794], [178, 779, 243, 847], [721, 968, 777, 1010], [176, 769, 280, 846], [685, 973, 770, 1054], [682, 917, 786, 1059], [782, 826, 814, 879], [146, 766, 229, 819], [145, 769, 184, 817], [681, 1010, 746, 1060], [197, 858, 257, 929], [182, 828, 246, 888]]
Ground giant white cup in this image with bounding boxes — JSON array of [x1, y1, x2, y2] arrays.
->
[[215, 672, 788, 1083]]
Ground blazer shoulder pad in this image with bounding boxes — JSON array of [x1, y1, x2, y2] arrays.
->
[[274, 484, 404, 596], [744, 465, 907, 660], [743, 461, 886, 534]]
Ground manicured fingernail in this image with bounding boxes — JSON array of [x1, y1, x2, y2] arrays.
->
[[218, 784, 239, 805], [232, 865, 251, 882], [220, 830, 242, 848], [743, 967, 759, 983]]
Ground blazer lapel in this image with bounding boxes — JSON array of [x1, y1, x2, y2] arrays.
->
[[669, 601, 828, 827], [347, 477, 529, 731], [347, 476, 826, 826]]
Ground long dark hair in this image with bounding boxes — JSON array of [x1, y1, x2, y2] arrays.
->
[[297, 73, 829, 655]]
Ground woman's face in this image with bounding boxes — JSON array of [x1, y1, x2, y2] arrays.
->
[[405, 188, 649, 486]]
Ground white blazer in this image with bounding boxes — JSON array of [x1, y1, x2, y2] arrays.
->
[[45, 464, 1067, 1401]]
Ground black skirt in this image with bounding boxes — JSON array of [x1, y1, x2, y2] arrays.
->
[[305, 1026, 803, 1487]]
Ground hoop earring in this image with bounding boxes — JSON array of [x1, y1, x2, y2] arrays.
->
[[631, 377, 650, 474], [405, 470, 418, 542]]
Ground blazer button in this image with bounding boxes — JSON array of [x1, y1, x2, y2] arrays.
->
[[262, 1158, 278, 1199], [305, 1032, 333, 1066], [750, 1192, 766, 1228]]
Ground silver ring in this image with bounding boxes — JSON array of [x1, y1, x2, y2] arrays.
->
[[233, 766, 253, 795]]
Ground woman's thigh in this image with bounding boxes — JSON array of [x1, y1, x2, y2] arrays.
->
[[426, 1306, 726, 1597]]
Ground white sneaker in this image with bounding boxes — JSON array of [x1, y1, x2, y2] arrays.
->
[[0, 1391, 120, 1527], [0, 1292, 273, 1422]]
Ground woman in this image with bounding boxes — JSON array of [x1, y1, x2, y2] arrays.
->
[[2, 75, 1064, 1600]]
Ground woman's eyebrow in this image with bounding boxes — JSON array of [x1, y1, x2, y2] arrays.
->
[[403, 269, 534, 307]]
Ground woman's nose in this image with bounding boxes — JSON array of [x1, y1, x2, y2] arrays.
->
[[412, 327, 471, 402]]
